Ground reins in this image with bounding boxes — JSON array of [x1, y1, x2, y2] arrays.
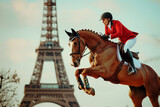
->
[[81, 40, 102, 57], [91, 45, 116, 59], [70, 32, 116, 62]]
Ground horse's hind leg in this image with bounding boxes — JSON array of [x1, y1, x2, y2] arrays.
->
[[145, 84, 159, 107], [129, 86, 146, 107], [144, 65, 159, 107], [147, 92, 159, 107]]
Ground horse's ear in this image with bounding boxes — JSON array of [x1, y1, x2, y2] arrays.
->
[[71, 28, 78, 36], [65, 30, 72, 37]]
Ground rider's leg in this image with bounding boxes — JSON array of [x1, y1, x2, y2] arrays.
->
[[123, 37, 137, 75], [126, 49, 137, 74]]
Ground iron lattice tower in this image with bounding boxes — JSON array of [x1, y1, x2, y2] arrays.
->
[[20, 0, 79, 106]]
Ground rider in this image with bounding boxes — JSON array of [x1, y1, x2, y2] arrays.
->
[[100, 12, 138, 75]]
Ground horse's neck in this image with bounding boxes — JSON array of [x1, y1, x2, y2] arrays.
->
[[80, 31, 103, 51], [80, 31, 116, 53]]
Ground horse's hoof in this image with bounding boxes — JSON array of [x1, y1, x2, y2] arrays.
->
[[90, 87, 95, 96], [85, 87, 95, 96], [78, 85, 83, 90]]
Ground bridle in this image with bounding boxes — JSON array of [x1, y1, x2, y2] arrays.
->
[[69, 32, 102, 63], [69, 33, 87, 63], [67, 29, 116, 66]]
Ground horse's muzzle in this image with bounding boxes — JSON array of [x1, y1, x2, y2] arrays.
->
[[74, 62, 79, 67], [71, 61, 80, 67]]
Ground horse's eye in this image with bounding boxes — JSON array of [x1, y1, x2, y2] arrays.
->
[[74, 42, 77, 45]]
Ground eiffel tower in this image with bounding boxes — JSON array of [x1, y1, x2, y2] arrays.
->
[[20, 0, 79, 106]]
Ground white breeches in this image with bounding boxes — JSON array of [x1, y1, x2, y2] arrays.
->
[[124, 37, 136, 53]]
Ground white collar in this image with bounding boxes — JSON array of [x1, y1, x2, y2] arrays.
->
[[108, 22, 112, 30]]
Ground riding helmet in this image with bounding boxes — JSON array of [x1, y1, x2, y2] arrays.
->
[[100, 12, 113, 21]]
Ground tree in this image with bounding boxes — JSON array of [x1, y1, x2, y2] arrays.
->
[[0, 69, 20, 107]]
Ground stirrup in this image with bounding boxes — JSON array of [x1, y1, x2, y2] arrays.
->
[[128, 67, 137, 75]]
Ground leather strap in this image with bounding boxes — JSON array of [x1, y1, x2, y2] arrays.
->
[[104, 60, 124, 84]]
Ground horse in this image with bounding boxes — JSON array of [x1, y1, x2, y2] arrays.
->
[[65, 28, 160, 107]]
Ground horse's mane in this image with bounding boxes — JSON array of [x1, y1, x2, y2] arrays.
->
[[78, 29, 116, 44]]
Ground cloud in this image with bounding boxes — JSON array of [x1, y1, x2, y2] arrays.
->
[[151, 0, 160, 4], [71, 8, 95, 24], [11, 0, 43, 25], [134, 34, 160, 63], [5, 38, 35, 62], [93, 0, 121, 13], [58, 7, 103, 35], [59, 8, 96, 26], [0, 0, 43, 31]]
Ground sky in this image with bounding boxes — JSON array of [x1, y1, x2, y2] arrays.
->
[[0, 0, 160, 107]]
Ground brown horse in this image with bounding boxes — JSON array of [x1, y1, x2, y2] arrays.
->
[[65, 28, 160, 107]]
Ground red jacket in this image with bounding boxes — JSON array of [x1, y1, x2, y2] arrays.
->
[[105, 20, 138, 44]]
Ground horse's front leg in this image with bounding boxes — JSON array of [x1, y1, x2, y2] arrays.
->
[[81, 66, 105, 96], [75, 68, 95, 96], [75, 69, 85, 90]]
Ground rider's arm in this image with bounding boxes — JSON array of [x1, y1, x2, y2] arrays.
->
[[105, 26, 110, 35], [110, 21, 123, 39]]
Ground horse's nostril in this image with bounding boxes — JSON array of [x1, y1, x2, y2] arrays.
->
[[74, 62, 78, 67]]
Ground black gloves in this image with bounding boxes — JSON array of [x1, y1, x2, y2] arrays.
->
[[101, 34, 110, 40]]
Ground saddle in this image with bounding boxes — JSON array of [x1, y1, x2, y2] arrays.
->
[[118, 43, 139, 61], [104, 43, 140, 84]]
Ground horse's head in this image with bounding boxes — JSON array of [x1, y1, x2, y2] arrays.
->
[[65, 28, 86, 67]]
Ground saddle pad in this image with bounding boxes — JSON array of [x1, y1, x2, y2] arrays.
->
[[117, 45, 141, 69]]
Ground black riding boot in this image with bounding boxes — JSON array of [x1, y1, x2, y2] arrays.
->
[[126, 49, 137, 75]]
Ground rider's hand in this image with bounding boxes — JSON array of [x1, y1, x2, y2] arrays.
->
[[101, 34, 110, 40]]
